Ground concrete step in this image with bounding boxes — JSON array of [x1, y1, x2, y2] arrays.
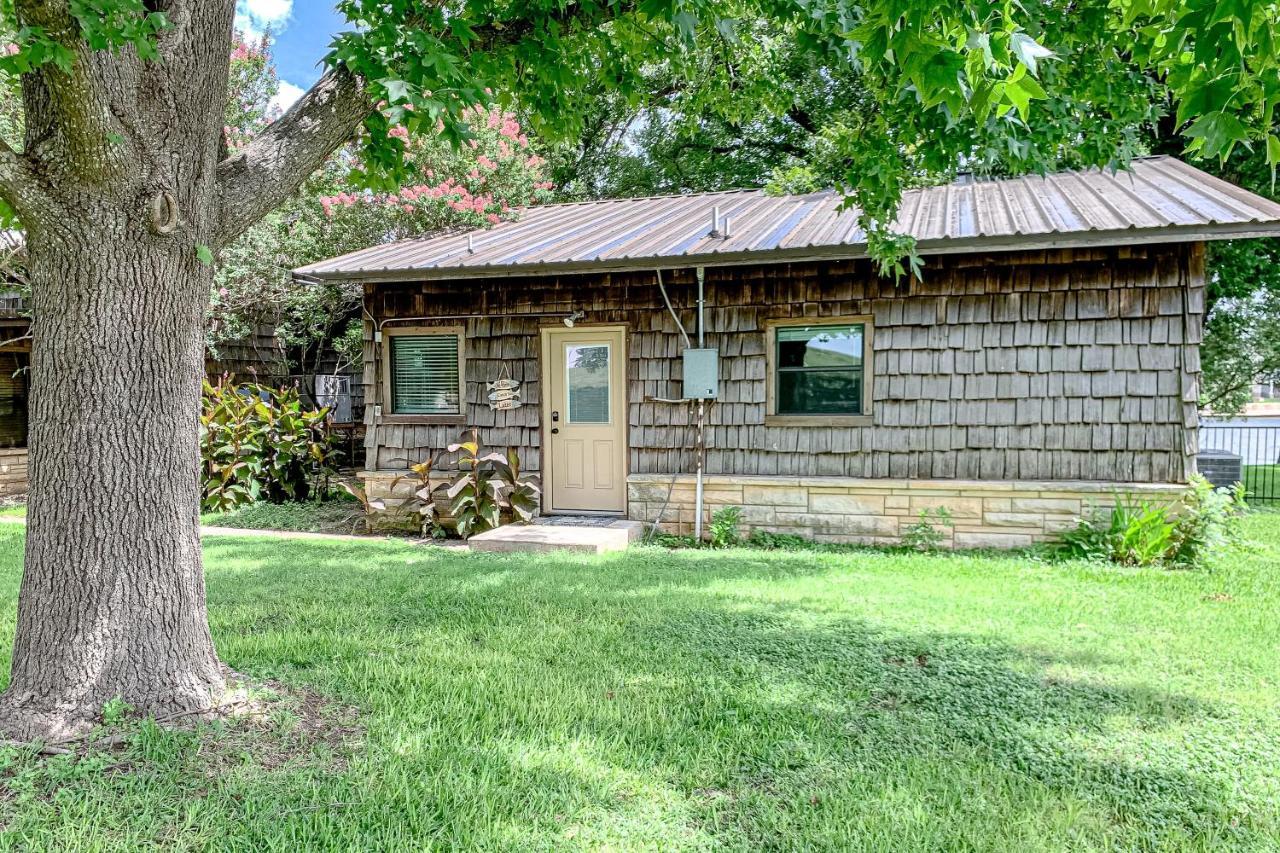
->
[[467, 519, 645, 554]]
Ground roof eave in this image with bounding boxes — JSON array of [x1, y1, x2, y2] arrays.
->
[[293, 220, 1280, 285]]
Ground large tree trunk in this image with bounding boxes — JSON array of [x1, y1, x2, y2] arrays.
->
[[0, 221, 225, 740], [0, 2, 240, 742], [0, 2, 371, 742]]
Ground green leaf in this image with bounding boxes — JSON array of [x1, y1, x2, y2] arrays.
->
[[380, 77, 411, 103], [195, 244, 214, 265], [1184, 110, 1250, 159], [1267, 135, 1280, 191], [1010, 32, 1054, 76]]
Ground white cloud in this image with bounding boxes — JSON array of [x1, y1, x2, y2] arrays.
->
[[235, 0, 293, 41], [271, 80, 306, 116]]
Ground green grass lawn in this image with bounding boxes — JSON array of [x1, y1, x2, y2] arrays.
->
[[0, 516, 1278, 850], [1245, 465, 1280, 504]]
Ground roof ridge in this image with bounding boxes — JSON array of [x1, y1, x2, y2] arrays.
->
[[536, 187, 768, 209]]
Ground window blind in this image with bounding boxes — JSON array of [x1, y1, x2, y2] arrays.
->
[[390, 334, 460, 415]]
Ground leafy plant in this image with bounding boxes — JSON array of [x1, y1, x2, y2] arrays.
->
[[746, 530, 813, 551], [1054, 476, 1249, 569], [200, 378, 337, 513], [649, 532, 700, 549], [390, 454, 442, 530], [708, 506, 743, 548], [337, 480, 385, 516], [1168, 474, 1249, 567], [1054, 498, 1176, 567], [445, 430, 542, 539], [100, 697, 131, 727], [901, 507, 954, 552], [339, 455, 444, 536], [491, 447, 542, 524]]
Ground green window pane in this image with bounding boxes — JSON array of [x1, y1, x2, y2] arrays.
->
[[777, 371, 863, 415], [567, 344, 610, 423], [390, 334, 460, 415], [775, 324, 865, 415]]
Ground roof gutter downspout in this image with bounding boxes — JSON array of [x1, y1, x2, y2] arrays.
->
[[695, 266, 706, 543]]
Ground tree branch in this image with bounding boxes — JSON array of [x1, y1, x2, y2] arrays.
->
[[0, 138, 53, 225], [212, 66, 372, 246], [213, 1, 622, 245], [14, 1, 132, 186]]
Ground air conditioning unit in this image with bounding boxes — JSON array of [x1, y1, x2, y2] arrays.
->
[[315, 374, 353, 424], [1196, 449, 1243, 489]]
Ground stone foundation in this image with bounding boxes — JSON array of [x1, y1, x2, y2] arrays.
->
[[0, 448, 28, 497], [628, 474, 1187, 549]]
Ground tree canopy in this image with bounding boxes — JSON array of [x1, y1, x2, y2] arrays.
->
[[5, 0, 1277, 269]]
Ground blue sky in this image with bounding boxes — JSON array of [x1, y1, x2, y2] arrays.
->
[[236, 1, 349, 111]]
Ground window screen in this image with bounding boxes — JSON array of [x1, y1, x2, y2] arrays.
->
[[389, 334, 461, 415], [774, 323, 865, 415]]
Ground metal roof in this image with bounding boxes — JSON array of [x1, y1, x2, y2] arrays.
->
[[295, 156, 1280, 282]]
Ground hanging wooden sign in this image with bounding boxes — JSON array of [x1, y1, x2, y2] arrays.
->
[[488, 363, 523, 411]]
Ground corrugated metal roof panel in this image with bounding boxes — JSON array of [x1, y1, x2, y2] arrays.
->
[[295, 157, 1280, 281]]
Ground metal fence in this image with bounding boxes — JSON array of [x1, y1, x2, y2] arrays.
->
[[1198, 419, 1280, 503]]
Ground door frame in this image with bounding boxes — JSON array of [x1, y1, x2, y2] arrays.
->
[[539, 323, 630, 516]]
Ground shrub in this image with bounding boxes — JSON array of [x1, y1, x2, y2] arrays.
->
[[1053, 475, 1247, 569], [1168, 474, 1248, 567], [707, 506, 743, 548], [901, 507, 953, 552], [200, 378, 337, 512]]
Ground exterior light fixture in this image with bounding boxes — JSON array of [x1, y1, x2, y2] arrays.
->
[[563, 310, 585, 328]]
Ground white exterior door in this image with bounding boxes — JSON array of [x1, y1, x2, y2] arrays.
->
[[542, 326, 627, 513]]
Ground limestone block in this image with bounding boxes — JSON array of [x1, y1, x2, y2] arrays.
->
[[809, 493, 886, 515], [954, 531, 1034, 549]]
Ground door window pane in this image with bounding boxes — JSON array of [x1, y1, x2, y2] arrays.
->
[[566, 344, 610, 423], [390, 334, 461, 415], [774, 323, 865, 415]]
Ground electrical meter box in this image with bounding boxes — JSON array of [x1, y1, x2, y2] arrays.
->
[[682, 348, 719, 399]]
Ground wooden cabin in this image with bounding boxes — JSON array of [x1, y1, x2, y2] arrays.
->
[[295, 157, 1280, 547]]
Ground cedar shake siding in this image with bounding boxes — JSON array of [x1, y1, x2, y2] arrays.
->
[[362, 244, 1203, 484]]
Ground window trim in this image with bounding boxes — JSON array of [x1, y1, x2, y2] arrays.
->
[[380, 324, 466, 425], [764, 315, 873, 426]]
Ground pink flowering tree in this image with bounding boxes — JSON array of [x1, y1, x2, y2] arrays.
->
[[212, 86, 553, 383], [224, 34, 279, 150]]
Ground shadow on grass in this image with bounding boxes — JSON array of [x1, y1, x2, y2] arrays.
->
[[193, 537, 1272, 849]]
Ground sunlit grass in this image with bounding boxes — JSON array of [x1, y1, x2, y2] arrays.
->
[[0, 514, 1276, 850]]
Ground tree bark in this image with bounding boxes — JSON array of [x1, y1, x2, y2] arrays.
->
[[0, 0, 243, 741], [0, 219, 225, 740]]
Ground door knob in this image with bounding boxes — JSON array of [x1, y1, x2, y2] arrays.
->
[[551, 428, 559, 434]]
